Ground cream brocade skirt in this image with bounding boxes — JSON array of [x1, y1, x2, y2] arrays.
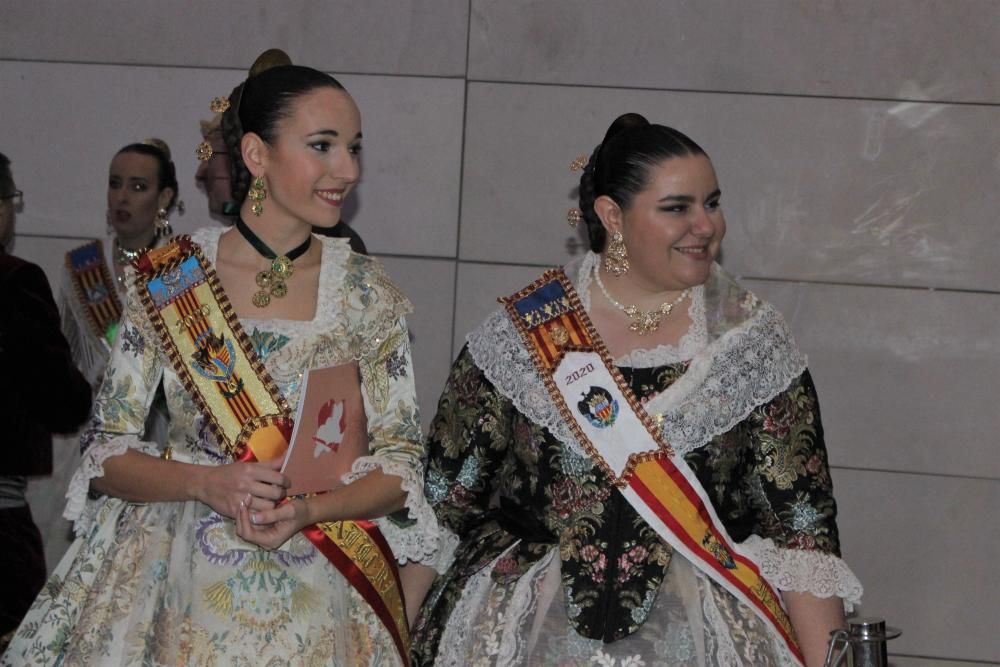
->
[[1, 496, 404, 666]]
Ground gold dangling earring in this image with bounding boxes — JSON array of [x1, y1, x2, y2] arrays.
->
[[604, 230, 629, 276], [155, 208, 173, 236], [249, 176, 267, 216]]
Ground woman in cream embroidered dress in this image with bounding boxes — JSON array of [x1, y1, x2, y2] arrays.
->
[[2, 61, 438, 666], [412, 115, 863, 667]]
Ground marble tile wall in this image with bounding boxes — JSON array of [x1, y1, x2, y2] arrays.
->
[[2, 2, 995, 662]]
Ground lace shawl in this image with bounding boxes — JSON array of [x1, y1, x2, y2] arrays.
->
[[465, 252, 862, 607], [468, 252, 807, 457]]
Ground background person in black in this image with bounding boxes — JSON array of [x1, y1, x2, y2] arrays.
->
[[0, 152, 92, 650]]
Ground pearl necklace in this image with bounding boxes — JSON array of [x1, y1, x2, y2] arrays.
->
[[113, 238, 151, 266], [113, 235, 159, 287], [593, 263, 690, 335]]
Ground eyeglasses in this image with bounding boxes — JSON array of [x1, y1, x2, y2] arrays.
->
[[0, 189, 23, 212]]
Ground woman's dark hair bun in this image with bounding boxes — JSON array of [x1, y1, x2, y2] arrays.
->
[[577, 113, 706, 252], [601, 112, 650, 145], [249, 49, 292, 77]]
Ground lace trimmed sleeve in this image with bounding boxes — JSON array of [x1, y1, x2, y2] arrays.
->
[[739, 535, 863, 611], [334, 256, 440, 565], [741, 369, 863, 607], [65, 269, 164, 533]]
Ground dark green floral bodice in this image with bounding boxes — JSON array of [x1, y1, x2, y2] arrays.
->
[[414, 346, 840, 659]]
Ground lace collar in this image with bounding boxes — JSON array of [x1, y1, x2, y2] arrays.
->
[[466, 256, 806, 456]]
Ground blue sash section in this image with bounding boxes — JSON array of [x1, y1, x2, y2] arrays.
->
[[147, 255, 207, 308], [511, 279, 573, 328], [68, 242, 102, 270]]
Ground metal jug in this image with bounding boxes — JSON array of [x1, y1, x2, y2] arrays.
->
[[823, 617, 901, 667]]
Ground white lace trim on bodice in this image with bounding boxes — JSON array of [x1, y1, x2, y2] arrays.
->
[[643, 302, 806, 455], [192, 225, 347, 336]]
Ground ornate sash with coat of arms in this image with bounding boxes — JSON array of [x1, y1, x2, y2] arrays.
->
[[65, 240, 122, 344], [500, 269, 806, 666], [133, 236, 410, 665]]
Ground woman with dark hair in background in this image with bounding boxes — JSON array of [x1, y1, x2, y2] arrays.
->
[[0, 152, 91, 652], [60, 139, 179, 387], [2, 52, 437, 666], [412, 114, 862, 666]]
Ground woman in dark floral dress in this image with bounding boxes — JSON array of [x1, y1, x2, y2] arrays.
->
[[412, 114, 862, 667]]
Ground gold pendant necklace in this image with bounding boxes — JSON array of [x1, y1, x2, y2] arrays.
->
[[593, 263, 690, 335], [252, 256, 295, 308], [236, 217, 312, 308]]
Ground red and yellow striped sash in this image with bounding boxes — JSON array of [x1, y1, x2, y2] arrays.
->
[[501, 269, 804, 665], [135, 237, 410, 665]]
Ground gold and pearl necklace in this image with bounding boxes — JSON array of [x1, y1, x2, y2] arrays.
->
[[593, 262, 690, 335]]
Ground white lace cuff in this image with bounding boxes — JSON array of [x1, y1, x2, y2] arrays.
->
[[740, 535, 864, 612], [64, 435, 159, 535], [344, 455, 442, 566]]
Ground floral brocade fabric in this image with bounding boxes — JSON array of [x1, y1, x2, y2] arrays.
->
[[412, 347, 840, 664], [2, 227, 436, 667]]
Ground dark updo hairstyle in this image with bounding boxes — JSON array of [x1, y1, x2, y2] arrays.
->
[[221, 55, 345, 205], [114, 139, 180, 212], [578, 113, 707, 252]]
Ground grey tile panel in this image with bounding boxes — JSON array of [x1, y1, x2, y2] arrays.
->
[[0, 1, 469, 77], [469, 0, 1000, 104]]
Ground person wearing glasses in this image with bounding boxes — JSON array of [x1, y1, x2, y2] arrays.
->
[[0, 186, 21, 216], [0, 152, 91, 652], [195, 113, 240, 222]]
